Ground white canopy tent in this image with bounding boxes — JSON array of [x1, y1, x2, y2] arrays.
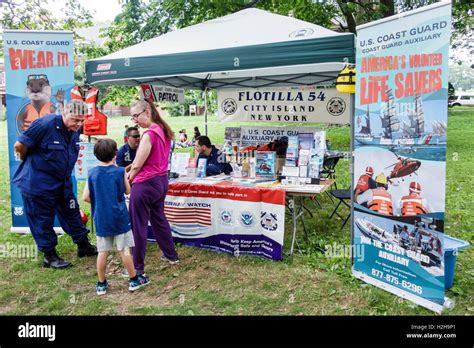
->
[[86, 8, 355, 131]]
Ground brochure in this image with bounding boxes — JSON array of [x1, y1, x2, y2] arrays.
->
[[171, 152, 191, 176], [314, 130, 327, 152], [309, 149, 324, 178], [288, 136, 299, 148], [298, 149, 310, 166], [282, 166, 300, 177], [285, 147, 298, 167], [196, 158, 207, 178], [255, 151, 276, 179], [298, 133, 314, 150]]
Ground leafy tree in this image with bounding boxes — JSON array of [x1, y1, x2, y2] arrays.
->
[[7, 0, 468, 107], [0, 0, 95, 93], [0, 0, 93, 39], [449, 62, 474, 92]]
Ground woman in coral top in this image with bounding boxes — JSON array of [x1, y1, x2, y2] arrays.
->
[[128, 100, 179, 278]]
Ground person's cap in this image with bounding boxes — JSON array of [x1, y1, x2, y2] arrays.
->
[[375, 173, 388, 185], [365, 166, 374, 175], [409, 181, 421, 193]]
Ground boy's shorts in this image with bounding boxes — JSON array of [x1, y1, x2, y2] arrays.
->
[[96, 230, 135, 252]]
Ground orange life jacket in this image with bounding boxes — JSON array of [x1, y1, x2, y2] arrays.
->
[[356, 174, 370, 193], [70, 86, 107, 135], [23, 102, 53, 128], [368, 187, 393, 215], [400, 193, 427, 216]]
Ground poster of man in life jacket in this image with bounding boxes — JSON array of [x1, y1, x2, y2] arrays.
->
[[352, 2, 451, 312], [3, 30, 74, 230]]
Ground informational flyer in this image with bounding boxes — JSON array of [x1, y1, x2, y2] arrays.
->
[[75, 142, 100, 181]]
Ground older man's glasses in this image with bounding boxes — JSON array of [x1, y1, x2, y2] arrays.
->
[[129, 134, 140, 138], [131, 109, 146, 120]]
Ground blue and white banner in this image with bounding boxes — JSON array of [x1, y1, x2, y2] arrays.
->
[[352, 2, 451, 312], [3, 30, 75, 232]]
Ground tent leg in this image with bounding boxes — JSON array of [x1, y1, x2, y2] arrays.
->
[[204, 88, 208, 136]]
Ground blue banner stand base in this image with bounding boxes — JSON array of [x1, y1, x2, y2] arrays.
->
[[10, 227, 65, 234], [352, 268, 444, 313]]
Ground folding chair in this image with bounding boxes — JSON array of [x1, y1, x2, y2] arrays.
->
[[321, 153, 343, 188], [328, 187, 351, 229], [320, 153, 343, 203]]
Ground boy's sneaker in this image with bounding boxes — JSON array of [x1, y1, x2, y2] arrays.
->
[[121, 269, 129, 278], [96, 281, 108, 295], [160, 255, 180, 265], [129, 274, 150, 292]]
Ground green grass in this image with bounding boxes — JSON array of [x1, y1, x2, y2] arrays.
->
[[0, 110, 472, 315]]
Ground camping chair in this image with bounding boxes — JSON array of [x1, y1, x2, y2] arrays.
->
[[320, 152, 344, 203], [328, 187, 352, 229], [321, 153, 344, 189]]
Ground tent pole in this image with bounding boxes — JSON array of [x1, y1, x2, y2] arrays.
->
[[204, 88, 208, 136]]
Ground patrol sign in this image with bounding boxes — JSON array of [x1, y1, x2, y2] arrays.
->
[[217, 86, 350, 124], [140, 84, 185, 103]]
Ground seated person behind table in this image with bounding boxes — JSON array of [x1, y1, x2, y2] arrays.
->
[[195, 136, 232, 176], [116, 127, 140, 171]]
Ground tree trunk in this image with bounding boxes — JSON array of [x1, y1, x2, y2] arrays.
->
[[336, 0, 357, 34]]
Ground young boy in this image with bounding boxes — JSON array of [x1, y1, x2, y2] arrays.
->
[[83, 138, 149, 295]]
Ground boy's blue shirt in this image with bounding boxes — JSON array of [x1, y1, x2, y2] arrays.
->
[[87, 165, 131, 237]]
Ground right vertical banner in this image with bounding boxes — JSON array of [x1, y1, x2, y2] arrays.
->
[[352, 2, 451, 312]]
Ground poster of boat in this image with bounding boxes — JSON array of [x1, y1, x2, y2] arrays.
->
[[355, 92, 446, 161]]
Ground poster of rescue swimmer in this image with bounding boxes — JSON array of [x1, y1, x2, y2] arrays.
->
[[3, 30, 74, 231], [352, 2, 451, 312]]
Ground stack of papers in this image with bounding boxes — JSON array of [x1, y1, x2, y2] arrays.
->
[[276, 184, 325, 193], [203, 175, 231, 181]]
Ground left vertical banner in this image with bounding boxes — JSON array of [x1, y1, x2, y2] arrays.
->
[[3, 30, 75, 232]]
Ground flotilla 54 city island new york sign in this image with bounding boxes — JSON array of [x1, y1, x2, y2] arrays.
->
[[217, 86, 350, 124], [352, 1, 451, 313]]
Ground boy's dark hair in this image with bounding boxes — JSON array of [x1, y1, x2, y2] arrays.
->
[[94, 138, 117, 163], [197, 135, 212, 148], [126, 126, 139, 136]]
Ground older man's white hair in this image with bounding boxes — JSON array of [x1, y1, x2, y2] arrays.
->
[[64, 100, 88, 117]]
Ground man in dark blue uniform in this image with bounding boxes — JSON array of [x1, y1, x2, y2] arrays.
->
[[116, 126, 140, 171], [195, 136, 232, 176], [13, 100, 97, 269]]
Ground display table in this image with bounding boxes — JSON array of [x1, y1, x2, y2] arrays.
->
[[148, 176, 334, 261], [281, 180, 335, 257]]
